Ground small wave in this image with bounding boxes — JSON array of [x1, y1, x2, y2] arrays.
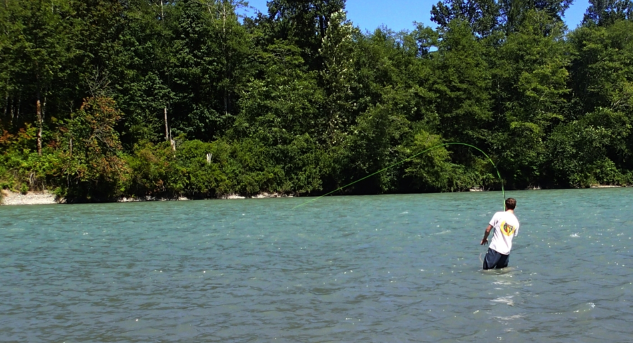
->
[[493, 280, 512, 285], [494, 314, 524, 321], [432, 230, 451, 235], [491, 296, 514, 306], [570, 233, 580, 238], [574, 302, 595, 313], [482, 266, 515, 275], [400, 211, 409, 214]]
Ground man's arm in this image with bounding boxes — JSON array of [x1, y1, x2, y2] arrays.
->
[[480, 225, 493, 245]]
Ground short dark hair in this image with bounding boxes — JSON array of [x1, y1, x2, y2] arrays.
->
[[505, 198, 516, 210]]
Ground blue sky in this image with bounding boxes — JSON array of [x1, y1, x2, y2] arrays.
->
[[240, 0, 590, 32]]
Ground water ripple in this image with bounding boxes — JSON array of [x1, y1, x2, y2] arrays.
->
[[1, 189, 632, 341]]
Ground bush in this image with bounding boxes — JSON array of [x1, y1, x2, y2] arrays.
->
[[0, 125, 60, 192], [546, 108, 631, 187], [55, 97, 130, 201]]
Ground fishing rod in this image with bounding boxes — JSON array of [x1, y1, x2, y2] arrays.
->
[[292, 142, 506, 210]]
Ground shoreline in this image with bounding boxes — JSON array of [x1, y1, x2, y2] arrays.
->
[[0, 190, 294, 206], [1, 190, 59, 206], [1, 186, 627, 206]]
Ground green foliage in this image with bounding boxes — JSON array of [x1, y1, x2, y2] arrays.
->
[[569, 20, 633, 116], [402, 131, 454, 191], [566, 19, 633, 179], [492, 10, 570, 187], [432, 19, 493, 145], [547, 108, 631, 186], [124, 136, 323, 198], [126, 139, 232, 198], [232, 42, 324, 143], [2, 0, 633, 204], [0, 124, 59, 192], [431, 0, 500, 37], [583, 0, 633, 26], [343, 103, 410, 193], [319, 10, 358, 145], [56, 96, 129, 201]]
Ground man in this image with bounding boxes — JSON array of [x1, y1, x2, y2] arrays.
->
[[480, 198, 520, 270]]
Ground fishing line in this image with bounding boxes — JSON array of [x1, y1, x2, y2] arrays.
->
[[219, 143, 505, 244], [292, 142, 506, 210], [212, 143, 503, 270]]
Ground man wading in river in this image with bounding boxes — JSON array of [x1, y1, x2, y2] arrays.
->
[[480, 198, 520, 270]]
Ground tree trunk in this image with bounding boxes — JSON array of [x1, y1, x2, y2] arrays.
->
[[164, 106, 170, 141], [69, 110, 73, 156], [222, 1, 229, 116], [37, 98, 42, 155], [222, 1, 226, 35], [319, 15, 326, 37]]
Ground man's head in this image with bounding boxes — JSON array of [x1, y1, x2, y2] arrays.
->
[[505, 198, 516, 210]]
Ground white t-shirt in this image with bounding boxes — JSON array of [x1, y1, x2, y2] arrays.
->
[[488, 211, 520, 255]]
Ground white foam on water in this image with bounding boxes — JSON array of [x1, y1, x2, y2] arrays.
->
[[491, 296, 514, 306], [493, 280, 513, 285], [574, 302, 596, 313], [494, 314, 524, 321]]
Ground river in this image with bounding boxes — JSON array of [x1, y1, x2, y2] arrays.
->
[[1, 188, 631, 342]]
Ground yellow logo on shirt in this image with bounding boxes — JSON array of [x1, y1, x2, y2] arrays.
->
[[500, 221, 516, 236]]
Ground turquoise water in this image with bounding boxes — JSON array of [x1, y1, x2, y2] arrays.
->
[[1, 188, 632, 342]]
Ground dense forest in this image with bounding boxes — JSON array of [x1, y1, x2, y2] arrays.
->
[[1, 0, 632, 202]]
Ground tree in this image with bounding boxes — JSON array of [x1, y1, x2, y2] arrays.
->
[[566, 20, 633, 177], [583, 0, 633, 26], [493, 10, 570, 186], [431, 19, 492, 146], [166, 0, 250, 141], [58, 96, 129, 201], [342, 101, 410, 193], [547, 108, 631, 186], [1, 0, 74, 154], [318, 9, 358, 146], [230, 41, 326, 194], [431, 0, 501, 37], [111, 0, 175, 146], [264, 0, 346, 70], [499, 0, 573, 33]]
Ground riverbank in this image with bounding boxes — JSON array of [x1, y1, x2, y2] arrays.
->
[[0, 186, 626, 206], [1, 190, 293, 205], [1, 190, 60, 205]]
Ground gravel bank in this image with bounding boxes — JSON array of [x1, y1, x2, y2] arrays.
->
[[1, 190, 60, 205], [0, 190, 294, 205]]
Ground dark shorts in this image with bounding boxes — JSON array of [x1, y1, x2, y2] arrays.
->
[[483, 248, 509, 270]]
